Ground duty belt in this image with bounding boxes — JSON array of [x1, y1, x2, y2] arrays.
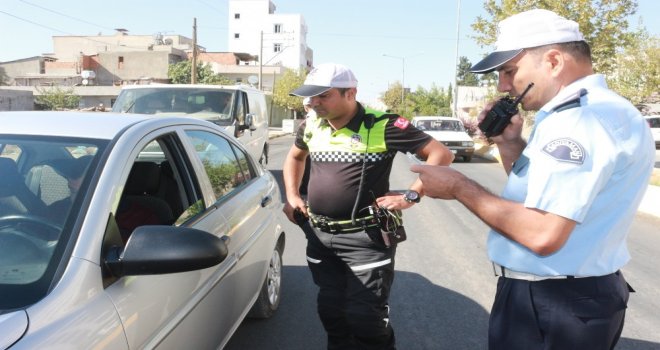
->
[[308, 212, 379, 233]]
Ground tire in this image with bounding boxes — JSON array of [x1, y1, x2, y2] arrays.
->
[[248, 241, 283, 319], [463, 155, 472, 162]]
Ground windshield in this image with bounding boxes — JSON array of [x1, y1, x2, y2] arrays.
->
[[0, 135, 106, 310], [112, 87, 235, 126], [416, 120, 465, 132]]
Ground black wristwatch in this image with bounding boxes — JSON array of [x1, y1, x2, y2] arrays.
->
[[403, 190, 421, 203]]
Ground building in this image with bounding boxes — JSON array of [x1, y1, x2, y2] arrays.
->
[[227, 0, 313, 72]]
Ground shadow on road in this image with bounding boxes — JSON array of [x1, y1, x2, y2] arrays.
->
[[226, 266, 490, 349]]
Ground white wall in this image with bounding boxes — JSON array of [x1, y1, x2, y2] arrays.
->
[[228, 0, 311, 71]]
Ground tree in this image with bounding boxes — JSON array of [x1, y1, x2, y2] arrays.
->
[[607, 28, 660, 104], [35, 86, 81, 110], [168, 60, 233, 85], [456, 56, 479, 87], [0, 67, 8, 86], [380, 81, 405, 114], [471, 0, 638, 76], [272, 69, 307, 117], [408, 84, 452, 117]]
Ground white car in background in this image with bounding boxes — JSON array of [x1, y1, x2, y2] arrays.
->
[[645, 115, 660, 148], [0, 112, 285, 349], [112, 84, 270, 165], [412, 116, 475, 162]]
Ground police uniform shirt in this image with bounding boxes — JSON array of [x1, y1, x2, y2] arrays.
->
[[488, 74, 655, 277], [294, 103, 432, 219]]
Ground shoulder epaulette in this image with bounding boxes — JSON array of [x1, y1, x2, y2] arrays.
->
[[551, 88, 588, 113]]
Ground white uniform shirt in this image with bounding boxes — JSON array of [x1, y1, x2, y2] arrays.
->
[[488, 74, 655, 276]]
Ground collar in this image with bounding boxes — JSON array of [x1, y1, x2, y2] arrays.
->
[[534, 74, 603, 125], [319, 102, 366, 133]]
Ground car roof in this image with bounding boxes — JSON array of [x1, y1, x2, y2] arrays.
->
[[0, 111, 214, 140], [118, 84, 260, 93]]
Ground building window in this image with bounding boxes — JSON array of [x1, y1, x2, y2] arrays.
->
[[274, 24, 282, 33], [234, 13, 240, 19], [274, 43, 282, 52], [234, 33, 240, 39], [118, 56, 124, 69]]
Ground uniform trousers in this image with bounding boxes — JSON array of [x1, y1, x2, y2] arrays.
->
[[489, 270, 630, 350], [299, 220, 396, 350]]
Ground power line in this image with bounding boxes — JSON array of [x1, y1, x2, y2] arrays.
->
[[19, 0, 115, 32], [0, 9, 72, 35]]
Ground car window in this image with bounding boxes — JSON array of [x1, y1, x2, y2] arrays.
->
[[1, 136, 106, 309], [113, 136, 204, 243], [184, 130, 252, 202]]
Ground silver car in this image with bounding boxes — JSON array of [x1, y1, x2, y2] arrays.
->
[[0, 112, 285, 349]]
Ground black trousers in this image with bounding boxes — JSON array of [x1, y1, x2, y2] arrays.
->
[[300, 221, 396, 350], [489, 270, 630, 350]]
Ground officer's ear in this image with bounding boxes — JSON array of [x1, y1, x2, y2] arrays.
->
[[345, 87, 357, 101]]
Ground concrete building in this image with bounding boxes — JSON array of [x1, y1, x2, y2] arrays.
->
[[0, 89, 34, 111], [227, 0, 313, 72]]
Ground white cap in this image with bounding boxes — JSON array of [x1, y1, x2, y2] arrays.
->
[[470, 9, 585, 73], [290, 63, 358, 97]]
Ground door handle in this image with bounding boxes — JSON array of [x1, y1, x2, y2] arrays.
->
[[261, 195, 272, 207]]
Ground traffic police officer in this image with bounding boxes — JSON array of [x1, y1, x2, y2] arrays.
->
[[283, 63, 454, 349], [412, 9, 655, 349]]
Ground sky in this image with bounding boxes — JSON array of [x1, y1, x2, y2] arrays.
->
[[1, 0, 659, 103]]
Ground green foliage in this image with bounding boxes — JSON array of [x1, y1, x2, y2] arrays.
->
[[272, 69, 307, 116], [456, 56, 480, 86], [380, 81, 405, 114], [607, 29, 660, 104], [382, 83, 453, 118], [0, 67, 7, 86], [408, 84, 453, 116], [471, 0, 638, 76], [168, 60, 234, 85], [35, 86, 81, 110]]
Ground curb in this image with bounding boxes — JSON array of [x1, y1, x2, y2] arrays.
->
[[473, 142, 659, 218]]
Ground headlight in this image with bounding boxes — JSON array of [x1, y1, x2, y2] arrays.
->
[[462, 141, 474, 147]]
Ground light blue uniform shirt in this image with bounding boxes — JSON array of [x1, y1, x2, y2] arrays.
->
[[488, 74, 655, 276]]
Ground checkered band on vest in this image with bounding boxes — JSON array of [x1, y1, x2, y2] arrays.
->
[[310, 150, 396, 163]]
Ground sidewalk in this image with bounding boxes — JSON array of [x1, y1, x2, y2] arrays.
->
[[473, 142, 660, 218]]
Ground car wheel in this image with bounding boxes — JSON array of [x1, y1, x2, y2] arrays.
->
[[248, 241, 282, 319], [259, 143, 269, 166], [463, 155, 472, 162]]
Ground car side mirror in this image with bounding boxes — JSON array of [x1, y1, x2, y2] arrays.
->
[[105, 225, 228, 277]]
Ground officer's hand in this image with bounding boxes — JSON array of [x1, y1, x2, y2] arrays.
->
[[410, 165, 464, 200], [375, 192, 414, 211], [477, 100, 523, 145], [283, 197, 307, 224]]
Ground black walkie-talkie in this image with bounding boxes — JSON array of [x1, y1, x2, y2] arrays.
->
[[478, 82, 534, 138]]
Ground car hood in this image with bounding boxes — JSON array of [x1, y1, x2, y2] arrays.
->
[[0, 310, 28, 349], [423, 131, 472, 142]]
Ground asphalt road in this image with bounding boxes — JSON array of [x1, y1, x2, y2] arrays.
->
[[226, 135, 660, 350]]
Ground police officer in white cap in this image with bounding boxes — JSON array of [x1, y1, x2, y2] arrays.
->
[[412, 9, 655, 349], [283, 63, 454, 349]]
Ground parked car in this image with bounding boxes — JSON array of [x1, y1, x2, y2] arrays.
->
[[412, 116, 475, 162], [645, 115, 660, 148], [112, 84, 270, 165], [0, 111, 285, 349]]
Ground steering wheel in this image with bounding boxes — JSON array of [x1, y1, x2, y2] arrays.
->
[[0, 214, 63, 241]]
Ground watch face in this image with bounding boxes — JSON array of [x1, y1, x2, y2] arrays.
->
[[405, 190, 420, 203]]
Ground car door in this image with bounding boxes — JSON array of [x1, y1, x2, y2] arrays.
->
[[103, 129, 241, 349], [181, 129, 275, 325]]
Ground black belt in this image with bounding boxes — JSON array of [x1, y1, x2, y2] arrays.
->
[[308, 212, 379, 233]]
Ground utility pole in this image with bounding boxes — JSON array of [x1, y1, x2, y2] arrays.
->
[[452, 0, 461, 118], [259, 31, 263, 90], [191, 17, 198, 84]]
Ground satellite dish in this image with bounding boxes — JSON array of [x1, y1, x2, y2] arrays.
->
[[247, 75, 259, 85]]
